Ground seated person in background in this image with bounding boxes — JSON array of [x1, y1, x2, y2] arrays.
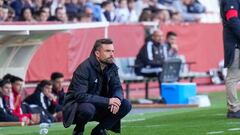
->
[[135, 29, 176, 77], [24, 80, 62, 122], [0, 79, 29, 124], [135, 30, 178, 102], [50, 72, 65, 121], [50, 72, 65, 107], [165, 31, 178, 57], [9, 75, 40, 125]]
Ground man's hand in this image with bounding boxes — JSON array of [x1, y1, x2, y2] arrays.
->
[[109, 98, 121, 107], [31, 114, 40, 124], [110, 105, 120, 114], [171, 44, 178, 51], [46, 93, 57, 101], [22, 116, 30, 125]]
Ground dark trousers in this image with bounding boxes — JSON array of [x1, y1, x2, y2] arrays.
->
[[73, 99, 132, 132]]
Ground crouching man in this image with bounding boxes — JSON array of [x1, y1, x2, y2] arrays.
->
[[63, 38, 132, 135]]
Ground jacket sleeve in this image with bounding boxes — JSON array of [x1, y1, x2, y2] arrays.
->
[[224, 0, 240, 40], [109, 70, 124, 101], [71, 67, 109, 105]]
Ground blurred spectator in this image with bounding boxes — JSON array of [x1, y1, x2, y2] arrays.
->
[[149, 0, 168, 13], [5, 7, 16, 22], [172, 0, 205, 22], [127, 0, 138, 22], [78, 12, 92, 22], [83, 6, 95, 21], [0, 6, 5, 21], [158, 0, 177, 11], [187, 0, 206, 13], [135, 0, 150, 17], [65, 0, 82, 20], [0, 0, 5, 7], [40, 6, 51, 19], [37, 9, 48, 22], [115, 0, 129, 22], [171, 11, 182, 23], [19, 7, 36, 22], [43, 0, 53, 7], [49, 7, 68, 22], [84, 1, 102, 21], [50, 0, 66, 16], [32, 0, 43, 13], [100, 0, 115, 22], [115, 0, 138, 23], [152, 9, 171, 24], [138, 8, 152, 22], [10, 0, 34, 18]]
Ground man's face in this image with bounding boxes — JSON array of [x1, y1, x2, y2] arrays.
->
[[167, 35, 177, 45], [95, 44, 115, 65], [1, 83, 12, 96], [152, 30, 164, 44], [43, 85, 52, 96], [53, 78, 64, 92], [12, 81, 23, 94]]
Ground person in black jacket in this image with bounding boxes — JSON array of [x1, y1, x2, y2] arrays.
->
[[24, 80, 61, 122], [0, 79, 20, 122], [135, 30, 177, 77], [63, 38, 132, 135], [220, 0, 240, 118]]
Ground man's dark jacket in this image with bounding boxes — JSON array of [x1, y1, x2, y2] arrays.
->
[[220, 0, 240, 67], [63, 54, 124, 133], [0, 95, 19, 122]]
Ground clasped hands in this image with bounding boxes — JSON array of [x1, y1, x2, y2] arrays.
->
[[109, 98, 121, 114]]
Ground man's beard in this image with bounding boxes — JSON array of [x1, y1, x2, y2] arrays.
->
[[100, 57, 114, 65]]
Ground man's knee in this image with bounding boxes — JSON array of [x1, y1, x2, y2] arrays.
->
[[77, 103, 96, 121], [119, 99, 132, 115]]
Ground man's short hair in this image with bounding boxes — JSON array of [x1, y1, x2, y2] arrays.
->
[[36, 80, 52, 92], [91, 38, 113, 54], [51, 72, 64, 81], [0, 79, 11, 87], [166, 31, 177, 38], [10, 76, 23, 83], [2, 74, 13, 81]]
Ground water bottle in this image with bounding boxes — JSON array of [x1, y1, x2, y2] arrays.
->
[[39, 123, 51, 135]]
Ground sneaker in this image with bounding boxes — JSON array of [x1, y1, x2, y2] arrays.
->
[[227, 110, 240, 118], [91, 127, 109, 135]]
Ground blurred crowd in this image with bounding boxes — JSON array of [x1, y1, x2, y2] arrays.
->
[[0, 0, 207, 23]]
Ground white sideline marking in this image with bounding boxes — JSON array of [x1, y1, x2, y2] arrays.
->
[[206, 131, 224, 134], [122, 124, 168, 128], [226, 122, 240, 125], [228, 128, 240, 131], [122, 118, 145, 123], [214, 114, 225, 116]]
